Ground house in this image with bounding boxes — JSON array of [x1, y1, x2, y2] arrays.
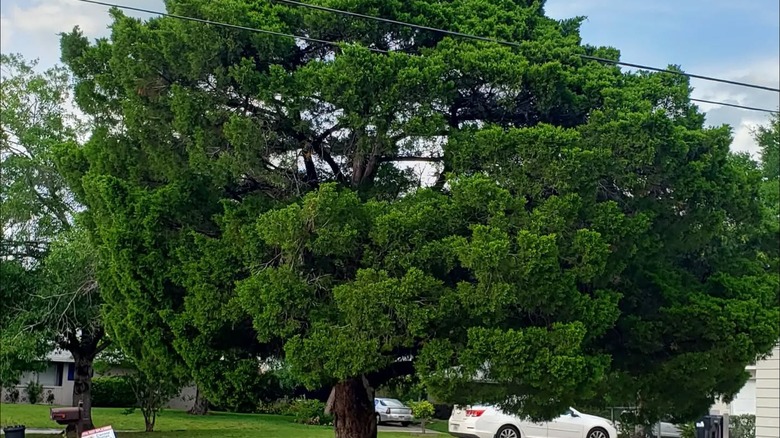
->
[[1, 349, 197, 410], [710, 344, 779, 438], [1, 349, 75, 406], [756, 345, 779, 438]]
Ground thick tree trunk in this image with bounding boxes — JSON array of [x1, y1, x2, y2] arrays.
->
[[188, 386, 209, 415], [72, 353, 95, 430], [332, 376, 377, 438]]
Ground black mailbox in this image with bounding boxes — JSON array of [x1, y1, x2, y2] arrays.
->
[[51, 405, 85, 438], [695, 415, 725, 438]]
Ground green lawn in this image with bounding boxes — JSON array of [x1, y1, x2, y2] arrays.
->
[[0, 404, 439, 437]]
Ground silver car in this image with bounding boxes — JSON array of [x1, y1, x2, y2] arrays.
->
[[374, 397, 414, 426]]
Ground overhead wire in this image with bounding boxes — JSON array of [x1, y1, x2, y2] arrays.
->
[[272, 0, 780, 94], [75, 0, 779, 114]]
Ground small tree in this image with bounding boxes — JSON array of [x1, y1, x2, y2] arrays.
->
[[126, 368, 181, 432], [408, 400, 435, 434]]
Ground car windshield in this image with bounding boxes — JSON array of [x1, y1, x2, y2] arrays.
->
[[382, 399, 406, 407]]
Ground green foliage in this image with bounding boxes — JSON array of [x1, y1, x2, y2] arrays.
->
[[92, 376, 137, 408], [256, 398, 294, 416], [24, 381, 43, 405], [57, 0, 780, 427], [730, 414, 756, 438], [0, 53, 81, 262], [407, 400, 434, 420], [0, 260, 48, 387], [287, 399, 333, 426], [679, 423, 695, 438]]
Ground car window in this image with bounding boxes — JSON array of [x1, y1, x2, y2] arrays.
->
[[383, 399, 405, 407], [379, 400, 386, 406]]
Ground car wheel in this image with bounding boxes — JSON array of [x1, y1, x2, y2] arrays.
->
[[588, 427, 609, 438], [496, 425, 521, 438]]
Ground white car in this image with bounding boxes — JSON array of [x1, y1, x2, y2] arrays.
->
[[449, 405, 618, 438]]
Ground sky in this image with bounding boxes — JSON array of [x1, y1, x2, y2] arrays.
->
[[2, 0, 778, 155]]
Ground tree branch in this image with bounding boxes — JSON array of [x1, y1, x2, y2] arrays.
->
[[379, 156, 444, 163], [310, 124, 348, 184]]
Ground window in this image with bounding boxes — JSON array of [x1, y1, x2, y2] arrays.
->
[[37, 363, 64, 387], [67, 363, 75, 381]]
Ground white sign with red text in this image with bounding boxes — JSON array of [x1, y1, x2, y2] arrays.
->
[[81, 426, 117, 438]]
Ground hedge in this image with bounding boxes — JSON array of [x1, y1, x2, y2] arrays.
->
[[92, 376, 137, 408]]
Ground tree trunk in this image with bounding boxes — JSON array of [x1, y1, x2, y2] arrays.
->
[[188, 386, 209, 416], [332, 376, 377, 438], [71, 353, 95, 430]]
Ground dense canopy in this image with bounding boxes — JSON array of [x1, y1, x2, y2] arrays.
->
[[57, 0, 779, 436]]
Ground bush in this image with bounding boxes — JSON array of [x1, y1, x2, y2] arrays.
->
[[92, 376, 137, 408], [257, 398, 293, 415], [730, 415, 755, 438], [287, 398, 333, 426], [25, 381, 43, 404], [408, 400, 435, 433]]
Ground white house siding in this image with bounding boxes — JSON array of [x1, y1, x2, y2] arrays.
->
[[756, 344, 780, 438], [1, 359, 76, 406]]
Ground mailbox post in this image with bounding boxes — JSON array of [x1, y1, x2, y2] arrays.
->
[[51, 404, 85, 438]]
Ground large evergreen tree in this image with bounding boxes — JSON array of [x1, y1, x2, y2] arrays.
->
[[58, 1, 779, 437]]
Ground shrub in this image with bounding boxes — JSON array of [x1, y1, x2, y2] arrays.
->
[[730, 415, 755, 438], [287, 398, 333, 426], [46, 390, 55, 405], [408, 400, 435, 433], [679, 423, 696, 438], [92, 376, 137, 408], [25, 381, 43, 404], [257, 398, 293, 415]]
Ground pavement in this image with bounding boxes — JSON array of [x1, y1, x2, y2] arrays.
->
[[379, 424, 441, 434]]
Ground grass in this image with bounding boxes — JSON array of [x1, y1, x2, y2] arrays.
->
[[0, 404, 442, 437]]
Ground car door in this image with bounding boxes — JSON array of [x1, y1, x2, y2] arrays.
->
[[547, 409, 586, 438], [518, 417, 549, 438]]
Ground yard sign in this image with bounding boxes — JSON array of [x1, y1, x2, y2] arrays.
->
[[81, 426, 117, 438]]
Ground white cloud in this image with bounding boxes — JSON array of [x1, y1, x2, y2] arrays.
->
[[6, 0, 107, 36], [690, 57, 780, 156], [0, 16, 13, 49], [0, 0, 162, 67]]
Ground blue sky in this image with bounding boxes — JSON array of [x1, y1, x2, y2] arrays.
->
[[2, 0, 778, 153]]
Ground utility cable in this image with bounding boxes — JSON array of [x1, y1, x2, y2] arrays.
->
[[75, 0, 779, 114], [273, 0, 780, 94]]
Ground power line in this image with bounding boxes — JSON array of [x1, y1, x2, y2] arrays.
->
[[75, 0, 389, 53], [689, 98, 777, 114], [273, 0, 780, 94], [75, 0, 778, 114]]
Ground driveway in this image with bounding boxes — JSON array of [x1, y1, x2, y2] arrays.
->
[[379, 424, 441, 434]]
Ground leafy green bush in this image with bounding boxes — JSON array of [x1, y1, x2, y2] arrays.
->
[[257, 398, 293, 415], [92, 376, 137, 408], [730, 415, 755, 438], [25, 381, 43, 404], [287, 398, 333, 425], [679, 422, 696, 438], [408, 400, 435, 432]]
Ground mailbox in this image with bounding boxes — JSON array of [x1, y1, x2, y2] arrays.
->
[[51, 407, 83, 424], [51, 405, 85, 438], [695, 415, 725, 438]]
